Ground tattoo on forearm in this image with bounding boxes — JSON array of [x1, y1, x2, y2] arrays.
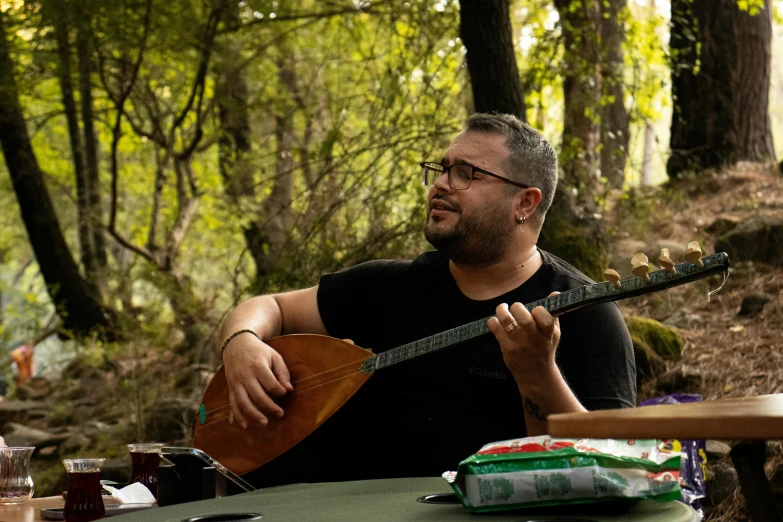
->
[[524, 398, 547, 421]]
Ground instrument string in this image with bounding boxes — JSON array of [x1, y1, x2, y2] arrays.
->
[[199, 360, 368, 418], [197, 369, 364, 426], [290, 370, 364, 395], [288, 357, 370, 384], [707, 269, 730, 302]]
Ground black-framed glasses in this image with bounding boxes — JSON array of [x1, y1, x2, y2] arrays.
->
[[419, 162, 529, 191]]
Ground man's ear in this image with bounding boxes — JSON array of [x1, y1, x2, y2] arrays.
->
[[516, 188, 542, 218]]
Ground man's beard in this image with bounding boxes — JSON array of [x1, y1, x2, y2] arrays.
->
[[424, 203, 514, 264]]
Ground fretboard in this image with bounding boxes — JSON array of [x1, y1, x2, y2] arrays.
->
[[368, 252, 729, 372]]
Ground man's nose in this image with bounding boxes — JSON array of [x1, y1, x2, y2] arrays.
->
[[432, 170, 454, 192]]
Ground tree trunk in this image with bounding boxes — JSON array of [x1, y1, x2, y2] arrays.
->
[[0, 13, 114, 337], [214, 2, 267, 289], [51, 4, 100, 295], [538, 185, 608, 282], [668, 0, 736, 178], [668, 0, 775, 178], [458, 0, 526, 119], [255, 58, 296, 280], [76, 16, 109, 274], [553, 0, 602, 200], [216, 1, 253, 203], [599, 0, 630, 189], [734, 0, 776, 163]]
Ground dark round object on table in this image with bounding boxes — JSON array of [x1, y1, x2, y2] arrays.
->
[[416, 493, 460, 504], [521, 517, 596, 522], [182, 515, 263, 521]]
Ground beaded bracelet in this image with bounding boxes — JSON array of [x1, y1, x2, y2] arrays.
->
[[219, 329, 259, 360]]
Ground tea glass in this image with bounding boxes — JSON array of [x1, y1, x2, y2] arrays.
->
[[128, 443, 163, 499], [0, 446, 35, 503], [63, 458, 106, 522]]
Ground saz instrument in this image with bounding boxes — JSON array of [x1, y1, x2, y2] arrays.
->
[[194, 246, 730, 476]]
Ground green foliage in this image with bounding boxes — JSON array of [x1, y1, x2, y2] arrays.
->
[[1, 0, 471, 346], [0, 0, 667, 353], [736, 0, 765, 15], [513, 0, 672, 187], [625, 2, 669, 124], [514, 1, 564, 139]]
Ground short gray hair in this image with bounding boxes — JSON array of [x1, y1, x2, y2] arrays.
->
[[464, 113, 558, 217]]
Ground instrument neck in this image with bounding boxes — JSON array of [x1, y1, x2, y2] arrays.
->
[[369, 253, 728, 372]]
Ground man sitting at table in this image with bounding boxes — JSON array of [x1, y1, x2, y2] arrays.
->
[[217, 113, 636, 485]]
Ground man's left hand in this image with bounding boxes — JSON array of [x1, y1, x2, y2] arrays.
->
[[487, 291, 561, 384]]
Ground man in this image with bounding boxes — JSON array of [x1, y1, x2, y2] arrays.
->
[[218, 113, 635, 485]]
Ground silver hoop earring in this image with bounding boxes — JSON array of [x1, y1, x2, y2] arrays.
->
[[517, 215, 525, 225]]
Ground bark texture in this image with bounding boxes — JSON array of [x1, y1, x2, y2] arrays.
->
[[668, 0, 776, 178], [458, 0, 526, 119], [733, 0, 775, 162], [76, 15, 109, 273], [599, 0, 630, 189], [553, 0, 602, 200], [52, 6, 94, 288]]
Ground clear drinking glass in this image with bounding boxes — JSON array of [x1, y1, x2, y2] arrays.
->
[[0, 446, 35, 503], [63, 458, 106, 522], [127, 443, 163, 499]]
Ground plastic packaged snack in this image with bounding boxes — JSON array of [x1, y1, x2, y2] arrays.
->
[[443, 436, 682, 513], [640, 394, 707, 511]]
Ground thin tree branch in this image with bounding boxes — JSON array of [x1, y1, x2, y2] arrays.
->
[[172, 9, 219, 132], [163, 197, 200, 271], [108, 0, 153, 232], [147, 147, 170, 250]]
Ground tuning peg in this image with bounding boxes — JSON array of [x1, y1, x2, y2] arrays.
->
[[684, 241, 704, 267], [604, 268, 621, 289], [658, 248, 676, 275], [631, 253, 651, 282]]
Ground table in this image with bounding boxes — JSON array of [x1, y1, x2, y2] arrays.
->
[[0, 497, 62, 522], [109, 477, 695, 522], [548, 393, 783, 522]]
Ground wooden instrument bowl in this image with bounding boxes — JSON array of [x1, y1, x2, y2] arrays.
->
[[193, 335, 373, 476]]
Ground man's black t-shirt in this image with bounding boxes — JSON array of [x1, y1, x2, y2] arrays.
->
[[248, 249, 635, 486]]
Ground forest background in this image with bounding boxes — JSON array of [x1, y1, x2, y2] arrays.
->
[[0, 0, 782, 519]]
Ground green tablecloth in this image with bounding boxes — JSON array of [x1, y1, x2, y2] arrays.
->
[[112, 477, 696, 522]]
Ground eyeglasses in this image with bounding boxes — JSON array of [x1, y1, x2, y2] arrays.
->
[[420, 162, 529, 191]]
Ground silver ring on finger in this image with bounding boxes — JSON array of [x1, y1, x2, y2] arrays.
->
[[505, 320, 519, 333]]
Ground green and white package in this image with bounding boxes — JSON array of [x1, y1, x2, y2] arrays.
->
[[443, 436, 682, 513]]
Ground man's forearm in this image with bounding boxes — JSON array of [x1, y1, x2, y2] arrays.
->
[[217, 295, 283, 355], [516, 365, 586, 436]]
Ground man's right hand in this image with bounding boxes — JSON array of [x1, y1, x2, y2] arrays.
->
[[222, 333, 294, 429]]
